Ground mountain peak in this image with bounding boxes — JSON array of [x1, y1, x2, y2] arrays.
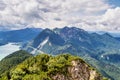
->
[[102, 33, 113, 38], [0, 53, 105, 80], [53, 26, 85, 33], [62, 26, 85, 32], [30, 28, 65, 49], [44, 28, 53, 33]]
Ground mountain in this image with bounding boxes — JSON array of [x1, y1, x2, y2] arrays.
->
[[115, 37, 120, 41], [0, 53, 108, 80], [23, 27, 120, 80], [0, 28, 42, 45], [24, 27, 120, 56], [0, 28, 42, 60], [108, 32, 120, 37], [88, 31, 120, 37], [89, 31, 120, 41]]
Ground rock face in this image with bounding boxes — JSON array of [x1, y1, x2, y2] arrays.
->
[[52, 60, 102, 80]]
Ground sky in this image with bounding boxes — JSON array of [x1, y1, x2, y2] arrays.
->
[[0, 0, 120, 32]]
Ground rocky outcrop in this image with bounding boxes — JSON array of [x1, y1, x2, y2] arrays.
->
[[51, 60, 102, 80]]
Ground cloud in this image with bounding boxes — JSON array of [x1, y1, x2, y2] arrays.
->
[[72, 7, 120, 32], [0, 0, 119, 31], [101, 7, 120, 31], [0, 1, 6, 10]]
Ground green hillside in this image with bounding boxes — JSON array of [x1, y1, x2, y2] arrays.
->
[[0, 53, 108, 80], [0, 50, 32, 75]]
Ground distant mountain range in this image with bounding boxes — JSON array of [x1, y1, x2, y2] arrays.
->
[[0, 28, 42, 45], [22, 27, 120, 80], [88, 31, 120, 37]]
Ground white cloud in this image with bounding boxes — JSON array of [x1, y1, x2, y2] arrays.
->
[[101, 7, 120, 31], [0, 0, 119, 31], [78, 7, 120, 32]]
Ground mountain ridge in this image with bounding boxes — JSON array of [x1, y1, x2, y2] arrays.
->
[[0, 28, 42, 45], [23, 27, 120, 56], [0, 52, 108, 80]]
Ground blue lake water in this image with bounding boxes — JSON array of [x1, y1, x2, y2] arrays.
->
[[0, 43, 20, 60]]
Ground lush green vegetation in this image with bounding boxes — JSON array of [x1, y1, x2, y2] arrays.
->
[[0, 50, 32, 75], [0, 53, 107, 80]]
